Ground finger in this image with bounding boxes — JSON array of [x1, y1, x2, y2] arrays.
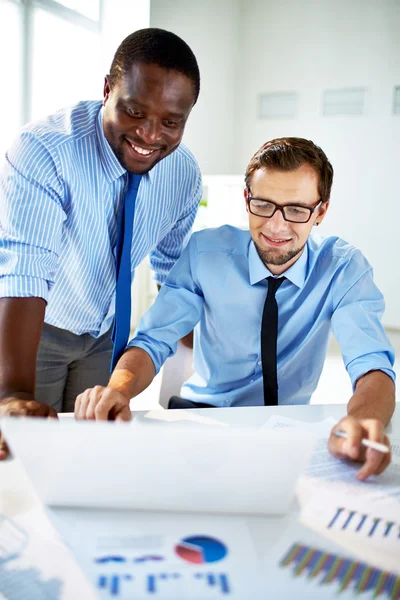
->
[[356, 447, 386, 481], [357, 431, 391, 479], [0, 433, 9, 460], [74, 394, 82, 420], [115, 404, 132, 422], [93, 394, 117, 421], [86, 388, 106, 420], [76, 391, 92, 420], [329, 419, 364, 461], [375, 449, 391, 475]]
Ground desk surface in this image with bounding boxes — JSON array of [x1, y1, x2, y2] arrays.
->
[[137, 403, 400, 433], [2, 403, 400, 492], [1, 403, 399, 598]]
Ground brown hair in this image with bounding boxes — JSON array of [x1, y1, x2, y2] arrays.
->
[[244, 137, 334, 203]]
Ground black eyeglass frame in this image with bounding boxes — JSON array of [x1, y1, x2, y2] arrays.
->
[[246, 190, 323, 224]]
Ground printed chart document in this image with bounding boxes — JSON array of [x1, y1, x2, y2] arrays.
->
[[262, 520, 400, 599], [0, 459, 98, 600], [1, 416, 315, 515], [263, 413, 400, 581], [53, 508, 266, 600]]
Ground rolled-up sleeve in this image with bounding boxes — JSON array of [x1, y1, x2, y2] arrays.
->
[[0, 131, 65, 300], [331, 255, 395, 389], [128, 235, 204, 373], [149, 166, 202, 284]]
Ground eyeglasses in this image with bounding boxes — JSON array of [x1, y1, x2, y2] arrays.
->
[[246, 191, 322, 224]]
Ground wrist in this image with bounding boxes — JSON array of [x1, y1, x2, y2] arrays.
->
[[0, 392, 35, 404]]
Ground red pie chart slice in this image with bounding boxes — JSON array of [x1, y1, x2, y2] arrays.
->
[[175, 541, 205, 564]]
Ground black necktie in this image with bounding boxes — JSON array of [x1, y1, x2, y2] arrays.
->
[[261, 277, 284, 405]]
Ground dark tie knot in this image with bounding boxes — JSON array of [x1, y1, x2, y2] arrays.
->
[[267, 276, 285, 298]]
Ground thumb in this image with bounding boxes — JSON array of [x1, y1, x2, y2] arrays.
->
[[115, 404, 132, 422]]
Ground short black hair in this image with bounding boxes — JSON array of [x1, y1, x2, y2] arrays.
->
[[108, 28, 200, 104]]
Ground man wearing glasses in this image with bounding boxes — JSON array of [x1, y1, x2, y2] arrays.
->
[[76, 137, 395, 480]]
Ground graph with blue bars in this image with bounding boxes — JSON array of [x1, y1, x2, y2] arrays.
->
[[96, 571, 232, 597], [327, 507, 400, 540], [280, 542, 400, 599]]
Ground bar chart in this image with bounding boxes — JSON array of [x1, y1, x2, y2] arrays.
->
[[96, 571, 232, 596], [280, 542, 400, 598], [327, 507, 400, 540]]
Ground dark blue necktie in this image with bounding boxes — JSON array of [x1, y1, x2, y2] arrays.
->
[[111, 174, 142, 370]]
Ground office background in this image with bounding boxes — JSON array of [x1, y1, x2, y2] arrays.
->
[[0, 0, 399, 404]]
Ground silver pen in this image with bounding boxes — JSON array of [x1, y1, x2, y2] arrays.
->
[[334, 430, 390, 454]]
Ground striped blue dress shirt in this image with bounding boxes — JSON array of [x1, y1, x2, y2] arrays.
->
[[0, 100, 202, 337], [129, 225, 395, 406]]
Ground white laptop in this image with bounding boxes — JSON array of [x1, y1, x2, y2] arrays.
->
[[2, 416, 314, 515]]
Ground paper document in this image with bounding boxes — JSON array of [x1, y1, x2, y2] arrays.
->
[[263, 520, 400, 598], [1, 417, 315, 515], [52, 508, 266, 599], [262, 414, 337, 437], [301, 437, 400, 505], [300, 496, 400, 576], [0, 461, 98, 600]]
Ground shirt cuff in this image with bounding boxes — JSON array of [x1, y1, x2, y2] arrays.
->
[[0, 275, 49, 301], [127, 337, 173, 375], [347, 355, 396, 391]]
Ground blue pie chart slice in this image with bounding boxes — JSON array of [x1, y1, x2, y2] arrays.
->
[[175, 535, 228, 564]]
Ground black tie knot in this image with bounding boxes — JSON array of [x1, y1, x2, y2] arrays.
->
[[266, 276, 285, 298]]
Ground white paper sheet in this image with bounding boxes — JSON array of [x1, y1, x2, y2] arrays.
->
[[299, 496, 400, 574], [0, 461, 98, 600], [300, 437, 400, 505], [1, 417, 315, 515], [262, 414, 337, 437], [51, 509, 266, 600], [263, 519, 400, 599]]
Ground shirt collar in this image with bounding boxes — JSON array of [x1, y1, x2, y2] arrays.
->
[[95, 107, 153, 184], [248, 239, 308, 289]]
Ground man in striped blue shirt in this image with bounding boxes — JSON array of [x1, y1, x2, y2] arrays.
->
[[0, 28, 202, 457]]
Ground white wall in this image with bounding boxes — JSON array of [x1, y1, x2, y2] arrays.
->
[[236, 0, 400, 328], [151, 0, 400, 328], [101, 0, 150, 74], [150, 0, 240, 174]]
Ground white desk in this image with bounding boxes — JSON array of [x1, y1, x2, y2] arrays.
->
[[1, 403, 399, 599]]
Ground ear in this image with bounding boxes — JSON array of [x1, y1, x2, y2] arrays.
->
[[244, 188, 249, 213], [103, 76, 111, 106], [314, 200, 330, 226]]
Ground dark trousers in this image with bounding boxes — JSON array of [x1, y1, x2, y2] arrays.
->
[[35, 322, 113, 413], [168, 396, 215, 409]]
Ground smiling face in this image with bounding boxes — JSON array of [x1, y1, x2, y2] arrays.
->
[[102, 62, 196, 174], [246, 165, 329, 275]]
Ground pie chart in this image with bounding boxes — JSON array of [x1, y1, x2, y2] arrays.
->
[[175, 535, 228, 564]]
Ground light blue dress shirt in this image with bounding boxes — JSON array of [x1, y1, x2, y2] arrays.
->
[[0, 100, 202, 337], [130, 225, 395, 406]]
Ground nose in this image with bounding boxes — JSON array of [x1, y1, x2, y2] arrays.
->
[[265, 208, 287, 233], [136, 119, 163, 145]]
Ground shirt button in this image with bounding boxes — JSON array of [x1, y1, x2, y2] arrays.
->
[[224, 400, 230, 406], [258, 361, 262, 365], [250, 379, 254, 383]]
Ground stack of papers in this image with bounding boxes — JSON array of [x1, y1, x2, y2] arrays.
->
[[262, 414, 400, 597]]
